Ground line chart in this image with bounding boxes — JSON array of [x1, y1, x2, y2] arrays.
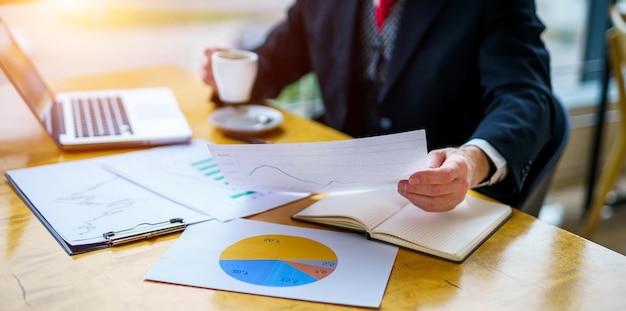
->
[[207, 130, 428, 193], [246, 164, 392, 190]]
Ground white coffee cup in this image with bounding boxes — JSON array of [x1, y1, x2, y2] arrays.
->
[[211, 49, 258, 104]]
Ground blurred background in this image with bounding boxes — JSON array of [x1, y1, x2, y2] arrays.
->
[[0, 0, 624, 255]]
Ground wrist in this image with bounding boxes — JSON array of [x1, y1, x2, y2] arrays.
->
[[460, 145, 495, 188]]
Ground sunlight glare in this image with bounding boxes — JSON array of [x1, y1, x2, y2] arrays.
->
[[44, 0, 90, 11]]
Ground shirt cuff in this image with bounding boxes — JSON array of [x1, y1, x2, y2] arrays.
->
[[463, 138, 507, 188]]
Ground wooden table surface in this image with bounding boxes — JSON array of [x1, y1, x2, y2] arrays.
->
[[1, 65, 625, 311]]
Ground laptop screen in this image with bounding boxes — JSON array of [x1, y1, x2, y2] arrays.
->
[[0, 18, 56, 128]]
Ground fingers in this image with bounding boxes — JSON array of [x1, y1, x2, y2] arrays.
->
[[204, 47, 220, 57], [398, 178, 468, 212], [398, 148, 472, 212], [426, 148, 447, 169], [201, 48, 223, 87], [408, 149, 469, 186]]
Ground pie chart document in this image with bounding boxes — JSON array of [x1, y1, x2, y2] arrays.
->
[[145, 219, 398, 308]]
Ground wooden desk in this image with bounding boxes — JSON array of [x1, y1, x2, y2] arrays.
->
[[1, 66, 625, 311]]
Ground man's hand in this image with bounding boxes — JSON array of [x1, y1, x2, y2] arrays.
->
[[201, 47, 222, 91], [397, 145, 492, 212], [202, 47, 230, 106]]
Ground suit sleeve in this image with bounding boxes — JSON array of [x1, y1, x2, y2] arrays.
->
[[250, 1, 313, 100], [472, 0, 556, 202]]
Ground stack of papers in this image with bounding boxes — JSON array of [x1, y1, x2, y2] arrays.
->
[[7, 130, 445, 307]]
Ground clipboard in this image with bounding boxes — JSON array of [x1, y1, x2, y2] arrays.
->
[[4, 159, 212, 256], [6, 173, 193, 255]]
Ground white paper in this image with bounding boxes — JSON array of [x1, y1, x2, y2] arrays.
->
[[145, 219, 398, 308], [102, 140, 308, 221], [6, 161, 211, 246], [206, 129, 428, 193]]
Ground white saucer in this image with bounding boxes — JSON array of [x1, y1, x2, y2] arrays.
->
[[209, 105, 283, 134]]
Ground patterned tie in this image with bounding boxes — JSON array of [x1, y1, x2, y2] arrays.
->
[[375, 0, 397, 31]]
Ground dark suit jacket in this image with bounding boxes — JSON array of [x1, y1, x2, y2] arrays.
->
[[250, 0, 557, 206]]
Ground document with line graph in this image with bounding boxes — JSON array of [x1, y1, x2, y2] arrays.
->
[[102, 140, 308, 222], [206, 130, 428, 193]]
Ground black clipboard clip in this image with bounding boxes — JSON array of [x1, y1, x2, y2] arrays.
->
[[103, 218, 187, 246]]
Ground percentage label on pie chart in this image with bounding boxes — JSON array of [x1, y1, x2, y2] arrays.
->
[[219, 235, 338, 287]]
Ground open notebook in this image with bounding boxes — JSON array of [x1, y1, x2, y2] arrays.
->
[[292, 189, 513, 262], [0, 17, 192, 150]]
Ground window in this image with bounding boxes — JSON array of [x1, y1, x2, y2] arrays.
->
[[538, 0, 616, 109]]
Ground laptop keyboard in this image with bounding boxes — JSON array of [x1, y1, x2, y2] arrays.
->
[[71, 96, 133, 138]]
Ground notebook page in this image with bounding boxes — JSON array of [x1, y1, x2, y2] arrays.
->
[[371, 194, 512, 257], [293, 189, 408, 230]]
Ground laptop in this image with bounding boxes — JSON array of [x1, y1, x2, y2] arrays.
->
[[0, 18, 192, 151]]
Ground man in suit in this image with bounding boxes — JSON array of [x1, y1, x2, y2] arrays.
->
[[202, 0, 556, 212]]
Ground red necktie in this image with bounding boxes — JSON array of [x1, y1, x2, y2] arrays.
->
[[375, 0, 397, 31]]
